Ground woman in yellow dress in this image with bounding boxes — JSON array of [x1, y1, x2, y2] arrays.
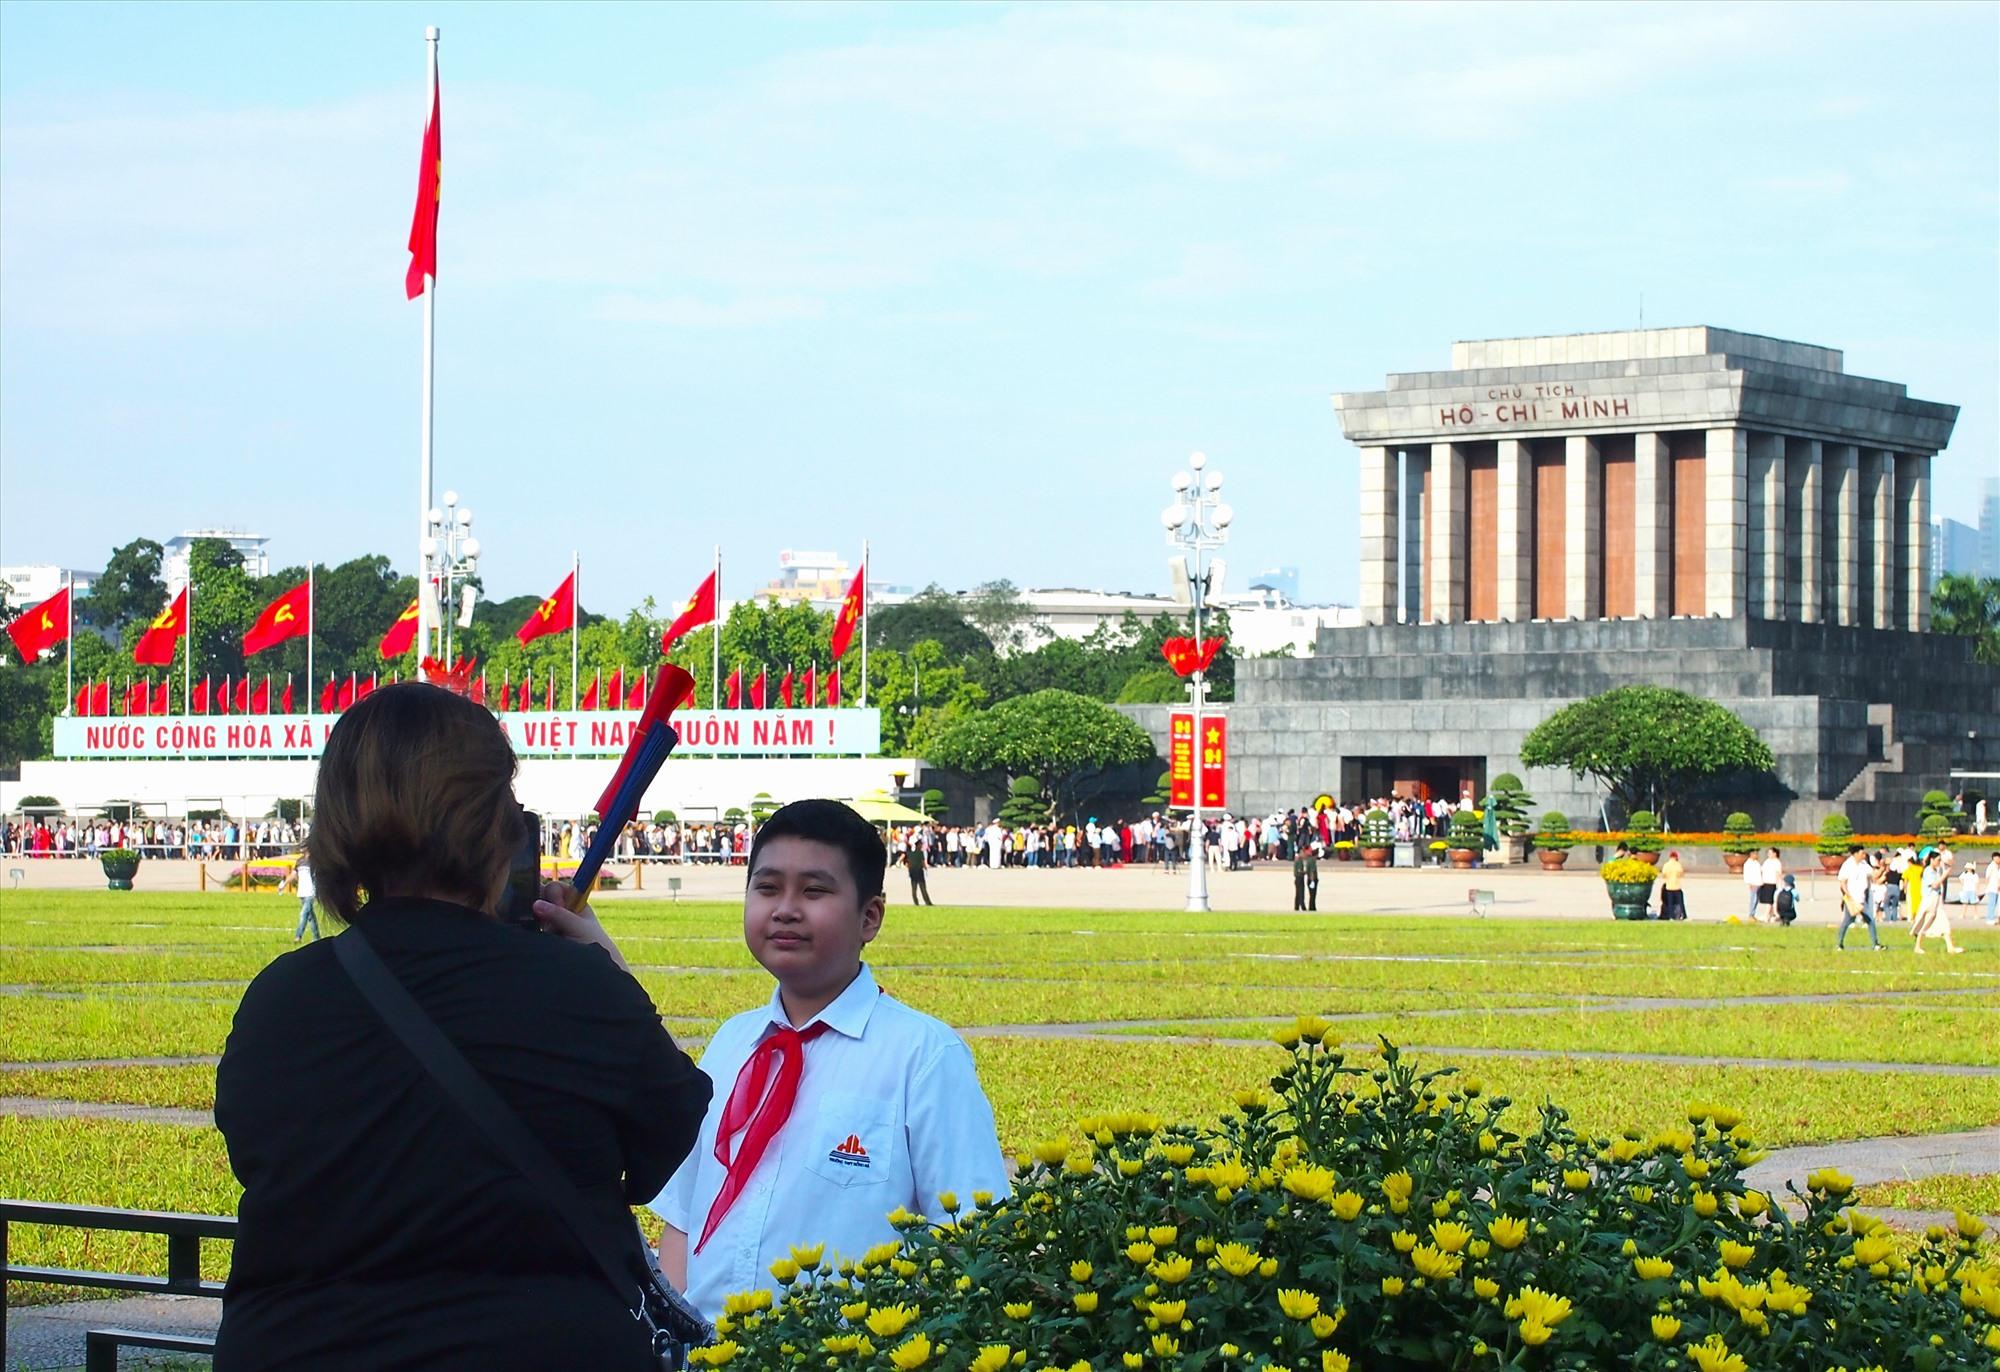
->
[[1902, 848, 1926, 935]]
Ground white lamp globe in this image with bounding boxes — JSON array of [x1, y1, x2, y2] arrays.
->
[[462, 536, 481, 558], [420, 536, 438, 556], [1171, 472, 1192, 492], [457, 507, 473, 526], [1205, 470, 1224, 491], [1162, 504, 1187, 529], [1213, 503, 1235, 528], [1188, 450, 1208, 471], [442, 489, 459, 507], [426, 507, 443, 525]]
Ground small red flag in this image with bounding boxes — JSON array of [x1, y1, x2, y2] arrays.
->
[[318, 676, 335, 712], [830, 565, 865, 661], [624, 671, 645, 710], [380, 597, 421, 658], [194, 677, 212, 713], [470, 673, 486, 707], [545, 676, 558, 711], [750, 667, 768, 709], [607, 667, 624, 709], [216, 676, 233, 714], [90, 680, 110, 715], [233, 677, 250, 713], [801, 664, 816, 709], [243, 580, 310, 656], [517, 676, 532, 712], [825, 664, 840, 708], [125, 680, 146, 716], [661, 570, 718, 650], [250, 677, 270, 714], [6, 585, 70, 664], [724, 666, 742, 710], [151, 679, 171, 715], [779, 666, 794, 709], [517, 572, 576, 645], [337, 675, 355, 711], [405, 61, 440, 299], [133, 588, 189, 666], [73, 683, 88, 715], [358, 672, 378, 701], [581, 673, 600, 711], [281, 678, 295, 713]]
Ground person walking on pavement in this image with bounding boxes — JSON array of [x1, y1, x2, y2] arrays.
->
[[1292, 843, 1319, 912], [289, 852, 320, 942], [1740, 848, 1764, 921], [1835, 847, 1882, 952], [905, 832, 934, 907]]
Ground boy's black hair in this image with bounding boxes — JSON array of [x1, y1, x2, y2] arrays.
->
[[746, 799, 887, 905]]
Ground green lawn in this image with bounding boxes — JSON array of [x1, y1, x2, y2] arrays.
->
[[4, 890, 1997, 1298], [1853, 1172, 2000, 1216]]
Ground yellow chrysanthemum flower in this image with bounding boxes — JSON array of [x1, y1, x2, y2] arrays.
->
[[1805, 1168, 1854, 1196], [1002, 1302, 1030, 1320], [1072, 1292, 1098, 1313], [1321, 1353, 1351, 1372], [1411, 1243, 1462, 1281], [1473, 1276, 1500, 1299], [1633, 1256, 1674, 1281], [888, 1334, 933, 1370], [1683, 1333, 1748, 1372], [1152, 1254, 1194, 1285], [1517, 1317, 1553, 1346], [1277, 1288, 1321, 1320], [1488, 1215, 1528, 1250], [967, 1348, 1013, 1372], [1215, 1242, 1262, 1277], [1284, 1167, 1338, 1203], [1147, 1298, 1186, 1325], [1429, 1220, 1472, 1254], [1651, 1314, 1681, 1341], [1381, 1276, 1405, 1296], [1330, 1191, 1364, 1222], [1719, 1240, 1755, 1270], [865, 1304, 919, 1339]]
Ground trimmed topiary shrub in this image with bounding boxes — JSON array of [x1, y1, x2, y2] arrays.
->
[[1485, 775, 1532, 837], [1361, 808, 1393, 848], [1535, 811, 1576, 851], [652, 810, 677, 825], [1447, 808, 1485, 849], [1816, 813, 1857, 857], [1625, 810, 1664, 855], [1917, 789, 1960, 834], [1722, 812, 1757, 855]]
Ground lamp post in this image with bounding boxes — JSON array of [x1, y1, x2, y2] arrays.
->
[[423, 489, 481, 666], [1162, 451, 1233, 913]]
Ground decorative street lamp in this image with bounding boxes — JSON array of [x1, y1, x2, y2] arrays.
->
[[1162, 451, 1232, 913], [423, 489, 481, 664]]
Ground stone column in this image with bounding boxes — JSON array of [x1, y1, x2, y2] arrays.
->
[[1358, 445, 1398, 626], [1824, 442, 1859, 626], [1866, 449, 1895, 630], [1565, 434, 1602, 620], [1786, 437, 1821, 623], [1903, 453, 1931, 631], [1746, 432, 1787, 619], [1496, 438, 1533, 621], [1632, 432, 1670, 618], [1403, 448, 1427, 624], [1428, 442, 1467, 622], [1704, 427, 1749, 619]]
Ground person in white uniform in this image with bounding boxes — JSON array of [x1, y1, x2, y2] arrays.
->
[[652, 801, 1008, 1322]]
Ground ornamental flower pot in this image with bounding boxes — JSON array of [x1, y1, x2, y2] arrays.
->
[[1538, 849, 1570, 870], [1606, 879, 1655, 920], [1722, 852, 1749, 874], [1817, 852, 1846, 874], [99, 852, 140, 891], [1448, 847, 1478, 870], [1360, 847, 1391, 869]]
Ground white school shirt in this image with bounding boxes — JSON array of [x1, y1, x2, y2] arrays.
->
[[1741, 856, 1763, 887], [651, 964, 1010, 1321]]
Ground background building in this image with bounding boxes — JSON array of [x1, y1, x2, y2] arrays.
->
[[162, 530, 269, 589], [1933, 518, 1982, 580], [0, 564, 97, 609], [1980, 478, 2000, 578], [1129, 327, 1997, 833]]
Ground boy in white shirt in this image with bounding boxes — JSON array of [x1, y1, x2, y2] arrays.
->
[[652, 800, 1008, 1322]]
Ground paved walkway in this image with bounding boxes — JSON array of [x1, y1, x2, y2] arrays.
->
[[5, 1293, 218, 1371], [11, 854, 1955, 924]]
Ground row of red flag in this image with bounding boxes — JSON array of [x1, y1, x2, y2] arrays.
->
[[66, 660, 856, 717], [7, 563, 869, 668]]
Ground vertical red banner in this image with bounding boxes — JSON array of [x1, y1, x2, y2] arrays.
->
[[1168, 712, 1196, 808], [1199, 716, 1227, 808]]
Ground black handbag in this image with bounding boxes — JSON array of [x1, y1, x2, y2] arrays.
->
[[334, 929, 713, 1369]]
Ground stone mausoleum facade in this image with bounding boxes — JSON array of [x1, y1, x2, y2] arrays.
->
[[1207, 328, 1999, 832]]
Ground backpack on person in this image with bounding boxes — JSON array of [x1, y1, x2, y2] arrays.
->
[[1775, 883, 1797, 925]]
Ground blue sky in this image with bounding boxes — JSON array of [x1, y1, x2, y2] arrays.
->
[[3, 1, 1995, 609]]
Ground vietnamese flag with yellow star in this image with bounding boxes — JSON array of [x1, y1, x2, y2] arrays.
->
[[829, 565, 865, 660], [243, 580, 311, 656], [516, 572, 576, 646], [133, 588, 189, 665], [5, 585, 70, 663]]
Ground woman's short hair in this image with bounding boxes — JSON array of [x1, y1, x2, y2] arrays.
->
[[307, 683, 520, 923]]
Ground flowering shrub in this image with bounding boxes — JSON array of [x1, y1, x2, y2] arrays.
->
[[1599, 858, 1660, 885], [695, 1032, 1998, 1370]]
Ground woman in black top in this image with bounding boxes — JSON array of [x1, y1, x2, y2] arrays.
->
[[215, 683, 710, 1371]]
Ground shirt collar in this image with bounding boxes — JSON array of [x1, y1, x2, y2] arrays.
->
[[761, 962, 881, 1040]]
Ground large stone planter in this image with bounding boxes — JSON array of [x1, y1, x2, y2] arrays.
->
[[1537, 849, 1570, 870], [1393, 841, 1418, 868], [1448, 848, 1479, 870], [1497, 836, 1525, 866], [1360, 847, 1391, 869], [1817, 852, 1846, 874], [100, 855, 140, 891], [1606, 879, 1655, 921], [1722, 852, 1749, 874]]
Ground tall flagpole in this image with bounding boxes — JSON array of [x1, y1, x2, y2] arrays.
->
[[859, 538, 869, 708], [184, 577, 194, 717], [570, 549, 580, 710], [64, 572, 74, 715], [711, 545, 721, 711], [417, 27, 440, 661], [305, 564, 315, 715]]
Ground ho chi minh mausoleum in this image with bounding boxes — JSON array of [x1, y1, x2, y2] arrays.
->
[[1219, 327, 2000, 832]]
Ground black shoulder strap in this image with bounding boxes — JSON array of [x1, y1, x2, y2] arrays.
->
[[333, 928, 646, 1317]]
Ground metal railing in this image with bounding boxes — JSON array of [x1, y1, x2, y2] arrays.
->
[[2, 1199, 233, 1355]]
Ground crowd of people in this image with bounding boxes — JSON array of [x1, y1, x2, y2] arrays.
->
[[1, 815, 310, 859]]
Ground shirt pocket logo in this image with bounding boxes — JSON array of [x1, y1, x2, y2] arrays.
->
[[805, 1093, 896, 1189]]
